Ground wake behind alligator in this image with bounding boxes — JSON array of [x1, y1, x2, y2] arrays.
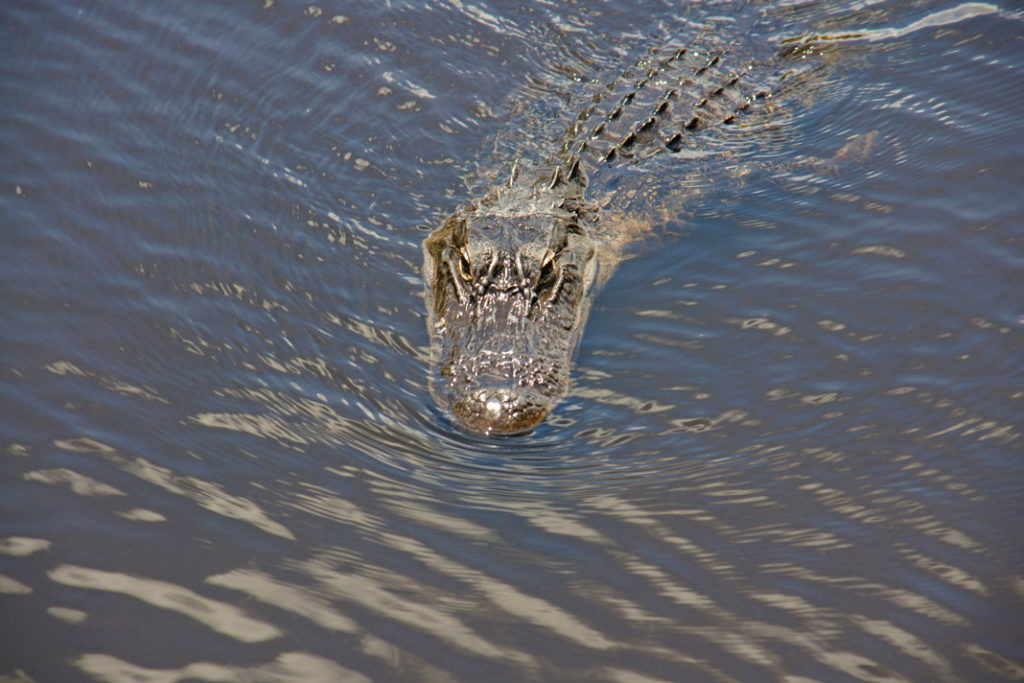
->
[[424, 7, 829, 435]]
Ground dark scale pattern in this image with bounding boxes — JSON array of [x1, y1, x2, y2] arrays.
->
[[542, 19, 787, 179], [585, 48, 772, 166]]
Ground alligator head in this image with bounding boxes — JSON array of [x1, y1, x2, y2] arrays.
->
[[423, 160, 599, 435]]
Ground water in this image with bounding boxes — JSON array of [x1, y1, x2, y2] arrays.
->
[[2, 1, 1022, 680]]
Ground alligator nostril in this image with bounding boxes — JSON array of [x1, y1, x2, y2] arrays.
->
[[450, 388, 549, 436], [484, 395, 504, 420]]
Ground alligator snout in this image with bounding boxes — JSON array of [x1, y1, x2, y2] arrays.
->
[[450, 385, 550, 435]]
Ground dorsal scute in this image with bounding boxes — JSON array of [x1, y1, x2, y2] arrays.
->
[[554, 37, 775, 173]]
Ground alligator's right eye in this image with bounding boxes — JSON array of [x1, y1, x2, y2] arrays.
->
[[536, 251, 558, 291]]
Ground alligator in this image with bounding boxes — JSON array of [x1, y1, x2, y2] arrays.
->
[[424, 13, 823, 435]]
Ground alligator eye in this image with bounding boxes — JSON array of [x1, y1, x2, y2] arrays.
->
[[457, 250, 473, 281], [536, 252, 558, 292]]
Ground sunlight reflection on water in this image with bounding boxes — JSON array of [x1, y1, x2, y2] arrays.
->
[[1, 0, 1021, 680]]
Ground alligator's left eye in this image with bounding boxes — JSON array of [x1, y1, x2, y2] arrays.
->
[[541, 250, 555, 270], [457, 249, 473, 281]]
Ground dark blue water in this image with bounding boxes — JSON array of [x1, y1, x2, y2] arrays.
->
[[2, 1, 1022, 680]]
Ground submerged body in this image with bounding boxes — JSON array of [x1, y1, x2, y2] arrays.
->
[[424, 15, 820, 435]]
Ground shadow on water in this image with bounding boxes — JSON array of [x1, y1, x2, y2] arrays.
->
[[2, 0, 1023, 681]]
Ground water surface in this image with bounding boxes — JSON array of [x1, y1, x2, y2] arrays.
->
[[2, 1, 1022, 681]]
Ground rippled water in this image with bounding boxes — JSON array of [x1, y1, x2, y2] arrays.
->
[[2, 1, 1022, 681]]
